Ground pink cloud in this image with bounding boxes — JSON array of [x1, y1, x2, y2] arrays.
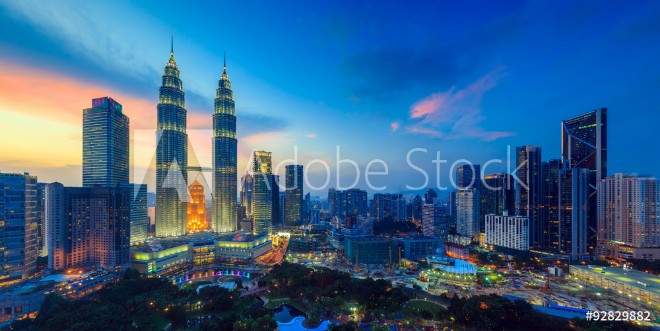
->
[[306, 133, 318, 138], [390, 121, 401, 132], [404, 68, 514, 141]]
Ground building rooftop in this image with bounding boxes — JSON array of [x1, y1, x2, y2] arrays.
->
[[571, 265, 660, 296], [131, 231, 268, 253]]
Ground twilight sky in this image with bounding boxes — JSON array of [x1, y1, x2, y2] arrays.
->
[[0, 1, 659, 195]]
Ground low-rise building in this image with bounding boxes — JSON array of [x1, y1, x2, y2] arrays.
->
[[569, 265, 660, 310], [130, 232, 271, 277], [395, 235, 442, 260], [344, 236, 398, 265]]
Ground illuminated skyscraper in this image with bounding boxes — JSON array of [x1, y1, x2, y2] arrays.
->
[[46, 183, 131, 270], [456, 188, 479, 239], [515, 145, 543, 248], [562, 108, 607, 251], [597, 174, 659, 260], [212, 55, 237, 233], [542, 159, 561, 250], [156, 42, 188, 237], [0, 172, 38, 284], [285, 164, 303, 226], [82, 97, 129, 187], [456, 164, 481, 189], [187, 180, 207, 232], [479, 173, 515, 232], [558, 166, 589, 260], [252, 151, 273, 235]]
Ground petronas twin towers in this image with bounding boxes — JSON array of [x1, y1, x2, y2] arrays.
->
[[155, 42, 237, 237]]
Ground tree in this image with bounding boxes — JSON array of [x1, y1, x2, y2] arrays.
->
[[165, 305, 188, 328]]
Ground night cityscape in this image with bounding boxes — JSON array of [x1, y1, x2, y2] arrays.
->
[[1, 1, 659, 330]]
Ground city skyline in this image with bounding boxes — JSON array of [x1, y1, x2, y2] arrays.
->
[[1, 1, 659, 195]]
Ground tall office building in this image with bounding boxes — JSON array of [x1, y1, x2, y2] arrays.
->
[[424, 189, 438, 204], [479, 173, 515, 233], [0, 172, 38, 283], [303, 192, 311, 224], [130, 184, 148, 244], [422, 204, 448, 238], [279, 191, 286, 228], [240, 174, 254, 219], [456, 188, 479, 239], [285, 165, 304, 226], [36, 182, 47, 257], [82, 97, 129, 187], [372, 193, 407, 222], [156, 44, 188, 237], [597, 174, 660, 260], [558, 167, 589, 260], [187, 180, 207, 232], [212, 56, 238, 233], [328, 188, 368, 217], [456, 164, 481, 189], [252, 151, 273, 235], [542, 159, 561, 250], [271, 175, 281, 228], [412, 195, 423, 221], [46, 183, 131, 270], [562, 108, 607, 251], [515, 145, 543, 248]]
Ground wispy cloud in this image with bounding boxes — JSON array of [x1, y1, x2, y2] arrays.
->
[[390, 121, 401, 132], [400, 68, 514, 141], [1, 1, 162, 80], [306, 133, 318, 138]]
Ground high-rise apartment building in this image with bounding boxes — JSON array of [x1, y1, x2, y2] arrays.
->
[[485, 212, 530, 252], [597, 174, 660, 260], [46, 183, 131, 270], [456, 188, 479, 239]]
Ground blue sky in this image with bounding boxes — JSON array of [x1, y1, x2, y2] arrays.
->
[[0, 0, 658, 195]]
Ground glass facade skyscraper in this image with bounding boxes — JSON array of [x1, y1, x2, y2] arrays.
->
[[542, 159, 561, 250], [156, 46, 188, 237], [251, 151, 273, 234], [285, 164, 303, 226], [515, 145, 543, 248], [562, 108, 607, 251], [0, 172, 38, 284], [82, 97, 129, 187], [558, 167, 589, 260], [212, 58, 238, 233]]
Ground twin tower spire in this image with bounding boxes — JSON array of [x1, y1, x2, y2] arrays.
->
[[155, 38, 238, 237]]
